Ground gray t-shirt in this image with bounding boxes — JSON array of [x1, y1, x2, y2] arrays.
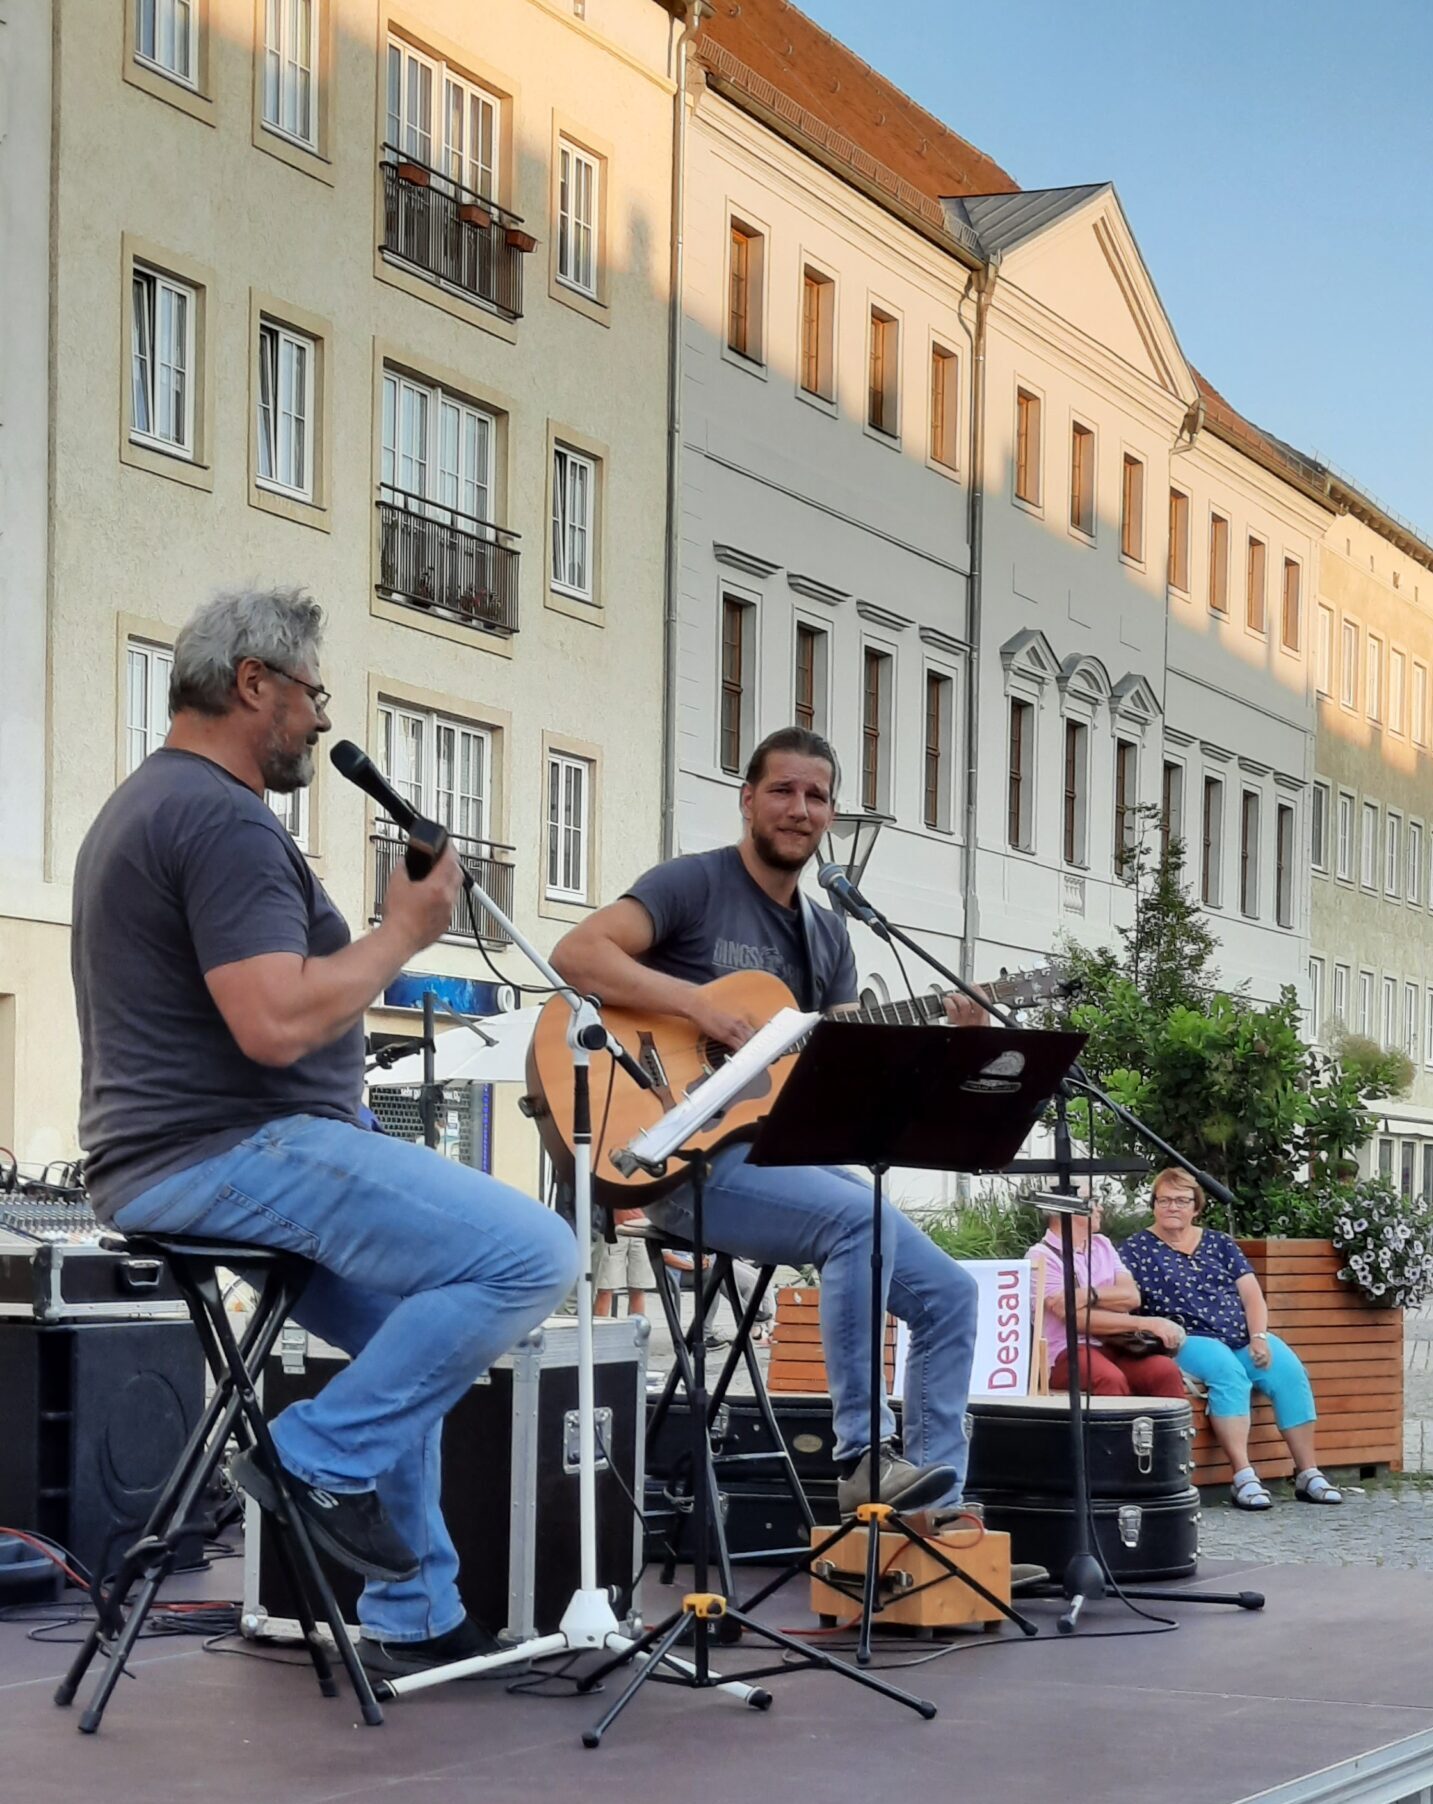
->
[[624, 845, 856, 1012], [72, 749, 363, 1218]]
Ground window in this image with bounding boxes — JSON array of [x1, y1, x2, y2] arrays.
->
[[545, 754, 590, 902], [386, 38, 499, 200], [263, 0, 318, 147], [1240, 790, 1260, 917], [1015, 388, 1041, 505], [1340, 619, 1358, 708], [719, 597, 753, 776], [800, 268, 834, 400], [381, 368, 495, 526], [377, 702, 491, 846], [1426, 988, 1433, 1067], [1406, 983, 1420, 1061], [1361, 801, 1379, 888], [1201, 775, 1223, 905], [1336, 791, 1354, 881], [794, 622, 827, 733], [1390, 649, 1406, 735], [1424, 1141, 1433, 1196], [1168, 490, 1190, 591], [1367, 635, 1383, 722], [1063, 720, 1088, 866], [1312, 605, 1333, 697], [1308, 957, 1324, 1040], [868, 308, 898, 436], [1276, 801, 1294, 928], [551, 443, 596, 600], [131, 266, 195, 457], [862, 648, 893, 811], [929, 345, 958, 468], [728, 223, 760, 359], [1310, 780, 1329, 873], [1386, 811, 1402, 896], [1209, 513, 1229, 615], [1160, 760, 1183, 861], [1114, 739, 1137, 875], [1402, 1138, 1417, 1199], [1378, 1137, 1394, 1181], [1070, 423, 1095, 536], [1411, 822, 1424, 905], [1358, 969, 1373, 1036], [1120, 454, 1144, 561], [1280, 558, 1301, 652], [1382, 976, 1398, 1048], [125, 640, 173, 774], [267, 785, 310, 850], [1414, 661, 1429, 746], [257, 321, 314, 499], [1246, 537, 1266, 634], [1333, 963, 1349, 1027], [1009, 699, 1034, 850], [924, 672, 953, 831], [557, 140, 599, 297], [136, 0, 196, 86]]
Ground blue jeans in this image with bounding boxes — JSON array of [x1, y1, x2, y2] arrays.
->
[[1175, 1331, 1317, 1430], [112, 1115, 577, 1642], [648, 1144, 977, 1506]]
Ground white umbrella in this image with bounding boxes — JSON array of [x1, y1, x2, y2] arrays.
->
[[367, 1006, 544, 1088]]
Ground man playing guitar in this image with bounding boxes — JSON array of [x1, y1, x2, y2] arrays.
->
[[551, 726, 981, 1521]]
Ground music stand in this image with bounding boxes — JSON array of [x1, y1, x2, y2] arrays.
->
[[738, 1021, 1086, 1664]]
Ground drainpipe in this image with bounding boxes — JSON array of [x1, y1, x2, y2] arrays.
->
[[959, 255, 999, 980], [660, 2, 708, 859]]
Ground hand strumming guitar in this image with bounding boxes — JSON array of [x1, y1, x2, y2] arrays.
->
[[685, 990, 756, 1052]]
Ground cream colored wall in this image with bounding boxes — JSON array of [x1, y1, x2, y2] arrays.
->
[[13, 0, 676, 1190]]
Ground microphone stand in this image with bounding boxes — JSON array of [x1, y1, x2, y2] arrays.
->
[[830, 887, 1264, 1626]]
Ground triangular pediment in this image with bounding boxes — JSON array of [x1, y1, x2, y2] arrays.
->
[[999, 627, 1060, 685], [972, 185, 1194, 402], [1111, 671, 1162, 726]]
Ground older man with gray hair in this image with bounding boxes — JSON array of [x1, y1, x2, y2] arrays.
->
[[71, 586, 577, 1678]]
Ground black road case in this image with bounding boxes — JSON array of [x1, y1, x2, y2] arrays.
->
[[966, 1393, 1196, 1500], [977, 1487, 1202, 1582]]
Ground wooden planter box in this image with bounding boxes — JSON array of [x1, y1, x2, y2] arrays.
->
[[768, 1286, 895, 1394], [1189, 1238, 1402, 1488]]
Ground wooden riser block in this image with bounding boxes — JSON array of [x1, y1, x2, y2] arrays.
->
[[809, 1524, 1012, 1629]]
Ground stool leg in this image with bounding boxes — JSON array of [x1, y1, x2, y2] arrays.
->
[[720, 1262, 815, 1537]]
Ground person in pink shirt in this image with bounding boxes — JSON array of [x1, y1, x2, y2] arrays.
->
[[1025, 1201, 1186, 1399]]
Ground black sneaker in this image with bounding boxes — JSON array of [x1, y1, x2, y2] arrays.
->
[[229, 1446, 419, 1583], [835, 1444, 957, 1518], [359, 1614, 501, 1678]]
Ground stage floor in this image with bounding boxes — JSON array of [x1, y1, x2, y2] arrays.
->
[[4, 1554, 1433, 1804]]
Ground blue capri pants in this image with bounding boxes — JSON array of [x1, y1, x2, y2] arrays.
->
[[1175, 1331, 1316, 1428]]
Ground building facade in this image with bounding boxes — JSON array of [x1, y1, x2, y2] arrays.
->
[[0, 0, 682, 1189]]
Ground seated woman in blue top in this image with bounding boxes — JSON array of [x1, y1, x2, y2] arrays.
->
[[1120, 1167, 1343, 1511]]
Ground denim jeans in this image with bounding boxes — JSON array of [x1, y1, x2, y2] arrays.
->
[[111, 1114, 578, 1642], [647, 1143, 977, 1506]]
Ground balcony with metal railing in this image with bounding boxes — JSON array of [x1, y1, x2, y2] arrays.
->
[[376, 487, 520, 635], [379, 146, 529, 321], [370, 829, 516, 948]]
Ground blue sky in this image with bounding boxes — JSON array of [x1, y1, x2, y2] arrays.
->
[[798, 0, 1433, 539]]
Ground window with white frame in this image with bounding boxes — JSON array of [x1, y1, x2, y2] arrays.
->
[[136, 0, 196, 87], [1367, 634, 1383, 722], [1340, 619, 1358, 708], [545, 753, 591, 902], [1276, 801, 1295, 928], [1201, 775, 1223, 905], [557, 139, 599, 297], [1390, 648, 1407, 735], [125, 639, 173, 774], [267, 785, 310, 849], [930, 344, 958, 467], [1239, 790, 1261, 917], [257, 320, 315, 499], [1361, 800, 1379, 888], [1246, 536, 1266, 633], [862, 647, 894, 813], [801, 268, 835, 401], [1063, 720, 1089, 867], [377, 701, 491, 845], [1070, 423, 1095, 537], [551, 443, 596, 600], [868, 307, 899, 436], [794, 621, 828, 735], [263, 0, 319, 149], [1009, 699, 1035, 851], [1310, 780, 1329, 873], [1160, 759, 1184, 862], [1386, 810, 1402, 897], [1426, 987, 1433, 1067], [1209, 513, 1230, 616], [386, 36, 499, 199], [1280, 558, 1301, 652], [381, 369, 494, 522], [1168, 489, 1190, 592], [1410, 822, 1423, 906], [1406, 982, 1420, 1061], [1415, 661, 1430, 747], [719, 595, 755, 776], [1015, 388, 1042, 506], [1316, 604, 1333, 695], [1308, 956, 1324, 1041], [1333, 962, 1349, 1027], [727, 222, 765, 363], [1119, 452, 1143, 560], [1115, 739, 1138, 874], [131, 266, 196, 457], [924, 670, 954, 832], [1336, 791, 1354, 881], [1358, 969, 1373, 1036], [1382, 975, 1398, 1048]]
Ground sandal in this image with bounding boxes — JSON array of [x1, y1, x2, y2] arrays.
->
[[1231, 1472, 1272, 1511], [1295, 1469, 1343, 1506]]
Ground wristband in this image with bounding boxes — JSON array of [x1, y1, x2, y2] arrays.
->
[[1251, 1332, 1268, 1342]]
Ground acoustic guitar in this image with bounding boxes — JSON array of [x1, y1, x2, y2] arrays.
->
[[523, 965, 1066, 1207]]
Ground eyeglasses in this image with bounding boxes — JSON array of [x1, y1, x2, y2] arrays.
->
[[1154, 1195, 1198, 1209], [261, 661, 330, 712]]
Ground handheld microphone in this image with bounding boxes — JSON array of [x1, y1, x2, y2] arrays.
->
[[816, 862, 886, 932], [330, 739, 457, 883]]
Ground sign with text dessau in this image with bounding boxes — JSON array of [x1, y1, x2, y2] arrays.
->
[[891, 1260, 1035, 1399]]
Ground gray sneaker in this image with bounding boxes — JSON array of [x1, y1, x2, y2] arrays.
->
[[836, 1444, 956, 1518]]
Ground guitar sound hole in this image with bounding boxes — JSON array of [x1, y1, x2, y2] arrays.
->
[[699, 1039, 731, 1073]]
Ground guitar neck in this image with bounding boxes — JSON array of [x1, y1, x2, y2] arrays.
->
[[827, 992, 947, 1028]]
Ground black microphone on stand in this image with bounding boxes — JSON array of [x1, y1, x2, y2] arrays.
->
[[330, 740, 461, 884], [816, 863, 888, 934]]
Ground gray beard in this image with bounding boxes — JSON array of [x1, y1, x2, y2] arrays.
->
[[261, 736, 314, 794]]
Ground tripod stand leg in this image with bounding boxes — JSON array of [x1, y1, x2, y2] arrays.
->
[[724, 1608, 935, 1719], [582, 1610, 700, 1749]]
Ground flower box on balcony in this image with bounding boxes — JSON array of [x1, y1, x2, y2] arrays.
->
[[396, 159, 430, 187], [504, 227, 538, 254], [458, 202, 494, 230]]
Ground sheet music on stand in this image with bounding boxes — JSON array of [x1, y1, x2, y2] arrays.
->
[[612, 1006, 820, 1176]]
